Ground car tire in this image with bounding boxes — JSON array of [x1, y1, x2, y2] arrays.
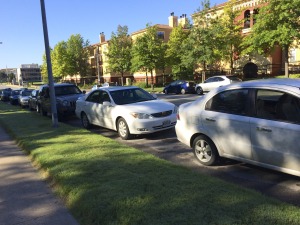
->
[[81, 112, 91, 129], [164, 89, 168, 94], [192, 135, 219, 166], [196, 87, 203, 95], [117, 118, 132, 140], [181, 89, 186, 94]]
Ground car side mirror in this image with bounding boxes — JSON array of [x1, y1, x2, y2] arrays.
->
[[82, 90, 86, 94]]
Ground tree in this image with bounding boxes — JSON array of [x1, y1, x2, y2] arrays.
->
[[106, 25, 132, 86], [131, 24, 166, 90], [212, 0, 243, 73], [166, 24, 191, 80], [51, 41, 68, 80], [41, 34, 90, 83], [242, 0, 300, 77], [181, 0, 221, 81], [66, 34, 90, 80]]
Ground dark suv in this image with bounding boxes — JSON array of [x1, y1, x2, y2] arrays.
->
[[37, 83, 85, 120]]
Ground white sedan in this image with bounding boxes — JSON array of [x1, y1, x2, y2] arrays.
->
[[176, 78, 300, 177], [75, 86, 177, 140], [195, 75, 241, 95]]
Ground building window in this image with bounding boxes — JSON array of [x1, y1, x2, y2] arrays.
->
[[290, 48, 296, 63], [244, 10, 251, 29], [157, 31, 165, 40]]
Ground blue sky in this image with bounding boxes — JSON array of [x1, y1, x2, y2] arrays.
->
[[0, 0, 224, 69]]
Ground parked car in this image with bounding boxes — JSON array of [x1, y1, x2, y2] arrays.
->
[[0, 88, 12, 101], [28, 89, 39, 111], [163, 80, 196, 94], [75, 86, 177, 140], [195, 75, 242, 95], [18, 89, 34, 108], [37, 83, 85, 120], [9, 89, 22, 105], [176, 78, 300, 177]]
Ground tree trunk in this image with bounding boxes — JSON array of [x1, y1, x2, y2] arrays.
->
[[121, 73, 124, 86], [283, 46, 289, 78], [150, 70, 154, 91]]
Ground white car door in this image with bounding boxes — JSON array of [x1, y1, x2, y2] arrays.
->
[[93, 90, 114, 129], [250, 89, 300, 173], [202, 89, 252, 159], [84, 91, 102, 126]]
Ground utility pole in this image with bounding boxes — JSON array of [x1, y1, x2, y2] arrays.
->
[[40, 0, 58, 128]]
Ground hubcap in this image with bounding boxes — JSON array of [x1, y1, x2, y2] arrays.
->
[[118, 120, 127, 137], [195, 140, 212, 163]]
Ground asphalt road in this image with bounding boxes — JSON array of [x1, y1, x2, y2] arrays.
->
[[2, 84, 300, 207]]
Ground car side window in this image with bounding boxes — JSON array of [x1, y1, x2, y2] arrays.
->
[[99, 91, 110, 103], [86, 91, 101, 103], [256, 90, 300, 124], [205, 89, 248, 115]]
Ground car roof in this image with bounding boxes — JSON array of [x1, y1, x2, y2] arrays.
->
[[99, 86, 141, 91], [40, 83, 77, 88], [213, 78, 300, 95]]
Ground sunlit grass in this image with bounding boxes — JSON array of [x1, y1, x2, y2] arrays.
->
[[1, 102, 300, 225]]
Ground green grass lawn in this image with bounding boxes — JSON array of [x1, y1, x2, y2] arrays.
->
[[1, 103, 300, 225]]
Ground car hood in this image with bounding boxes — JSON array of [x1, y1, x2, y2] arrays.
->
[[118, 100, 175, 113]]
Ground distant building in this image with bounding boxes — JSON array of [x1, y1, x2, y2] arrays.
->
[[17, 64, 42, 85], [86, 13, 189, 85]]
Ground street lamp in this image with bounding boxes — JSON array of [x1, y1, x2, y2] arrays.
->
[[95, 47, 101, 84]]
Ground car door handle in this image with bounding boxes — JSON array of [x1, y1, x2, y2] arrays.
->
[[256, 127, 272, 132], [205, 117, 216, 122]]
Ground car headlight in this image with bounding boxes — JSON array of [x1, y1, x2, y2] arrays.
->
[[57, 99, 69, 106], [131, 112, 153, 119]]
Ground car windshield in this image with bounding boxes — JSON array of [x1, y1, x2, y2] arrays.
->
[[54, 85, 82, 96], [109, 88, 155, 105], [12, 90, 21, 95], [22, 90, 32, 96]]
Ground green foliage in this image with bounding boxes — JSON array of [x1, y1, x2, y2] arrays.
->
[[131, 24, 167, 89], [106, 25, 132, 86], [212, 0, 243, 70], [181, 0, 222, 72], [242, 0, 300, 75], [166, 25, 192, 79], [1, 102, 300, 225], [41, 34, 90, 82]]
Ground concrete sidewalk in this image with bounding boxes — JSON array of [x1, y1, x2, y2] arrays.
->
[[0, 126, 79, 225]]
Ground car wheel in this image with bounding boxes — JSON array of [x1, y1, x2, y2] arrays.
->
[[181, 89, 186, 94], [81, 112, 91, 129], [196, 87, 203, 95], [117, 118, 132, 140], [192, 135, 219, 166], [164, 89, 168, 94]]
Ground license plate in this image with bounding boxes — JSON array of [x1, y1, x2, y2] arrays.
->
[[162, 120, 171, 127]]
